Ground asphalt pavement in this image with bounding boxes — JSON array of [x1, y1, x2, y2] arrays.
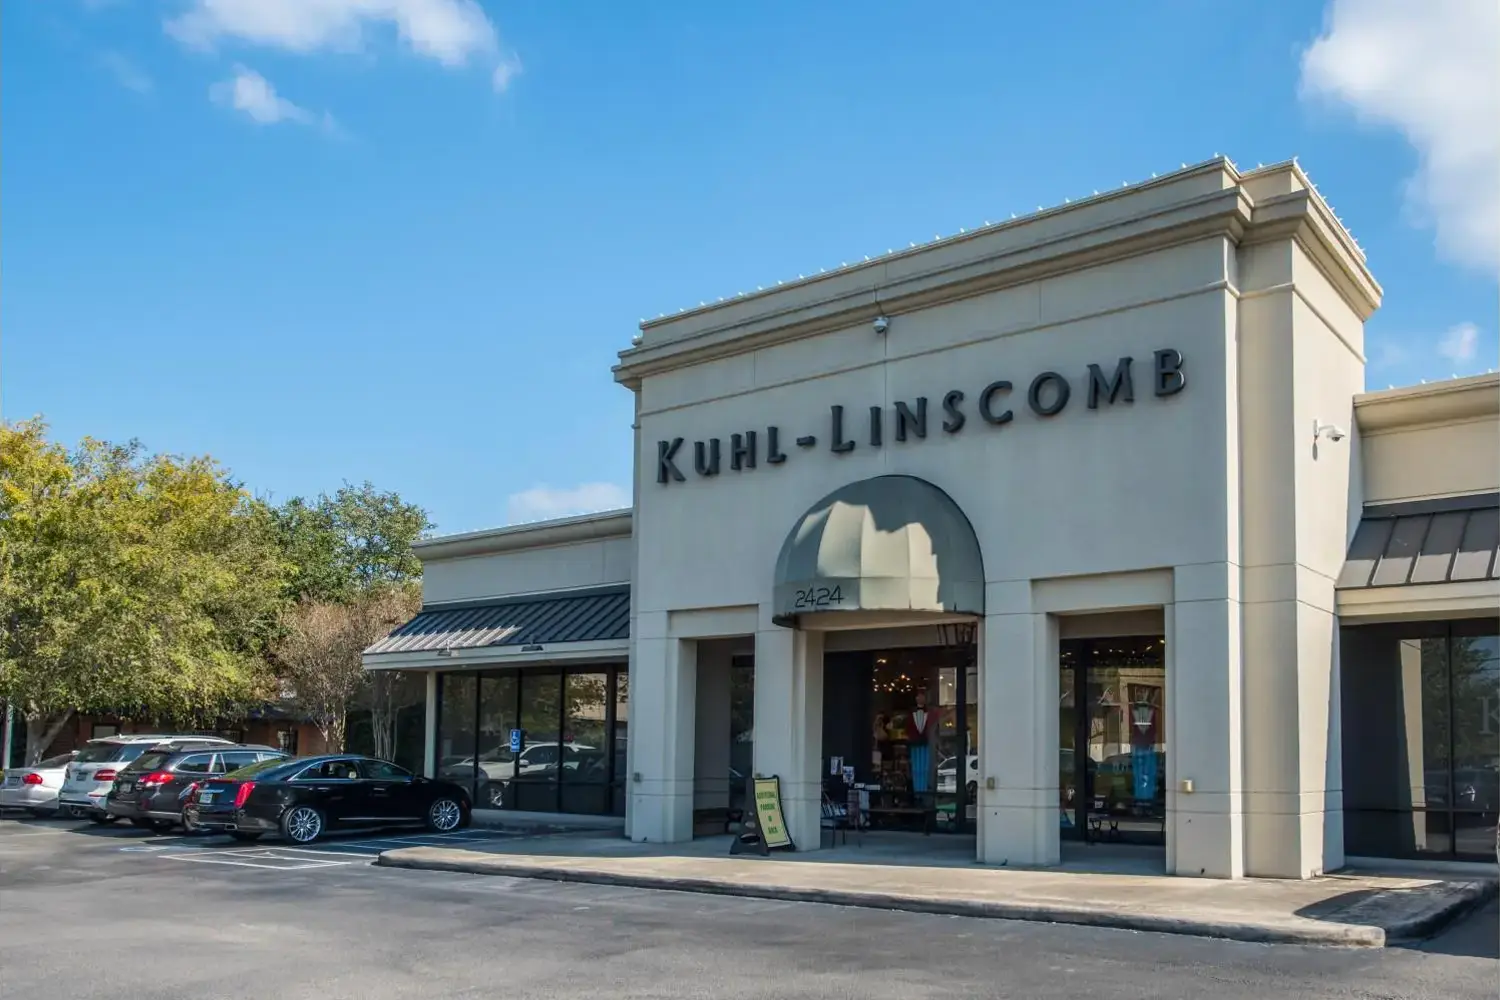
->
[[0, 815, 1494, 999]]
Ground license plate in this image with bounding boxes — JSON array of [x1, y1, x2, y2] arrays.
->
[[2, 777, 18, 787], [199, 791, 216, 803]]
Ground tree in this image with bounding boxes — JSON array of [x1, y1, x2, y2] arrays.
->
[[268, 483, 432, 755], [0, 419, 290, 762], [269, 483, 432, 604], [274, 587, 419, 753]]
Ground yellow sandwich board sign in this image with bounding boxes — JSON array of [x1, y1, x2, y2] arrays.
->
[[730, 774, 795, 854]]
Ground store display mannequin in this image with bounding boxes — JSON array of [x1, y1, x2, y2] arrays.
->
[[905, 689, 936, 794]]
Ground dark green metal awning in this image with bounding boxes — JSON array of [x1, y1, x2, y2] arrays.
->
[[1338, 493, 1499, 590], [365, 586, 629, 654]]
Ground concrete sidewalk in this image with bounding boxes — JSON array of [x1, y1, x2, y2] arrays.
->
[[375, 833, 1496, 948]]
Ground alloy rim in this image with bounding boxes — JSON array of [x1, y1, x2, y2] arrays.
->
[[486, 784, 505, 808], [287, 807, 321, 842], [431, 799, 461, 832]]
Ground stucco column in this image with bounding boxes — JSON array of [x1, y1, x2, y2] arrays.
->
[[978, 607, 1060, 866], [1169, 566, 1244, 878], [629, 612, 697, 843], [422, 672, 438, 779], [694, 641, 733, 812], [753, 624, 824, 851]]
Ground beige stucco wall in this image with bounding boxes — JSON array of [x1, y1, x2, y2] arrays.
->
[[421, 537, 632, 605], [1360, 419, 1500, 504]]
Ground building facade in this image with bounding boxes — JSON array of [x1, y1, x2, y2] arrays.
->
[[364, 158, 1499, 878]]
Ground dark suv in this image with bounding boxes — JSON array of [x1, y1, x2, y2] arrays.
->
[[105, 742, 287, 832]]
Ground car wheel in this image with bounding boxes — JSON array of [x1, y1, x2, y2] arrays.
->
[[230, 831, 263, 842], [281, 805, 325, 844], [90, 814, 120, 825], [480, 781, 505, 810], [425, 797, 464, 833]]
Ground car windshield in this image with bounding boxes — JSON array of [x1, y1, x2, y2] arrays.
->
[[37, 753, 76, 769], [74, 743, 129, 764]]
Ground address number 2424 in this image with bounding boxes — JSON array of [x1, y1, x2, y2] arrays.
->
[[793, 585, 844, 609]]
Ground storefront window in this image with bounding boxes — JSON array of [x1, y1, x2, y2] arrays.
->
[[820, 645, 975, 835], [612, 669, 630, 816], [475, 673, 517, 810], [561, 672, 610, 814], [1342, 620, 1499, 861], [436, 674, 478, 794]]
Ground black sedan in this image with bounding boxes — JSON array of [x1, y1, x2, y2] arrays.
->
[[183, 754, 471, 844]]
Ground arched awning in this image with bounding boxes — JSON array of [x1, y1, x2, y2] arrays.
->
[[772, 475, 984, 627]]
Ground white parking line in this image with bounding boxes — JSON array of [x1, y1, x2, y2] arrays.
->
[[159, 850, 351, 870]]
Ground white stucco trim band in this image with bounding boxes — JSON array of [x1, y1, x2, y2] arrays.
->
[[362, 639, 630, 672], [1336, 578, 1500, 621]]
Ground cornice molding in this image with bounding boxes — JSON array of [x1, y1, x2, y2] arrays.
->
[[613, 160, 1379, 387], [414, 509, 633, 562], [1354, 372, 1500, 434]]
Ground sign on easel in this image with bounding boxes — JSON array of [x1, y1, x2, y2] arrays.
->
[[730, 774, 795, 855]]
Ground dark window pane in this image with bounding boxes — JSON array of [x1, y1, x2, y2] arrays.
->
[[475, 673, 517, 810], [174, 754, 213, 775], [513, 673, 561, 812], [126, 752, 172, 773], [561, 672, 610, 814], [613, 669, 630, 817], [436, 674, 478, 800]]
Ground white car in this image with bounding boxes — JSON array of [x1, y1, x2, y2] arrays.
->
[[0, 752, 79, 817], [59, 735, 235, 823], [937, 755, 981, 796], [443, 742, 596, 809]]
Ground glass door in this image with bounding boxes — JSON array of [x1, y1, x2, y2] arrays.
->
[[1060, 636, 1166, 845]]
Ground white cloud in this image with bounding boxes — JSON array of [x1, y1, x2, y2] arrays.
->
[[1300, 0, 1500, 272], [505, 483, 631, 525], [168, 0, 519, 90], [100, 52, 153, 93], [1437, 321, 1480, 363], [210, 66, 326, 127], [491, 53, 522, 93]]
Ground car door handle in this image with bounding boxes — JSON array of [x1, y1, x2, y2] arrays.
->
[[314, 785, 331, 792]]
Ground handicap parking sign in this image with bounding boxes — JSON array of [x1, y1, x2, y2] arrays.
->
[[509, 729, 523, 753]]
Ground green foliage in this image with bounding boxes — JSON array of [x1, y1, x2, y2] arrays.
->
[[0, 418, 292, 759], [269, 482, 433, 604]]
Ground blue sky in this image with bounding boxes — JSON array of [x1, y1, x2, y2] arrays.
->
[[4, 0, 1496, 534]]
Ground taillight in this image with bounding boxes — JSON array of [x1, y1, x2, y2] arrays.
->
[[233, 782, 255, 808], [22, 773, 43, 786], [139, 771, 175, 786], [95, 769, 118, 782], [183, 782, 201, 799]]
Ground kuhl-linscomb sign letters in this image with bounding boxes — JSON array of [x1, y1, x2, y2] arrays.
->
[[655, 349, 1186, 485]]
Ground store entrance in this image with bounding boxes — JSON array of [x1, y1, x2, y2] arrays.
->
[[822, 641, 978, 836], [1059, 636, 1167, 845]]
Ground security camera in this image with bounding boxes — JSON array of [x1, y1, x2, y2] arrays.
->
[[1313, 420, 1347, 443], [630, 332, 644, 347], [873, 315, 890, 335]]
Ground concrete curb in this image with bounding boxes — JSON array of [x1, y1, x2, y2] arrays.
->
[[374, 849, 1495, 948]]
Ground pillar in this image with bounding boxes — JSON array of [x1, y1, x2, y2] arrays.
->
[[753, 623, 824, 851], [1169, 565, 1245, 878], [422, 672, 438, 779], [978, 606, 1059, 866], [630, 612, 697, 843]]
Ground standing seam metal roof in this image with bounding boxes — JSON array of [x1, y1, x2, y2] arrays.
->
[[1338, 494, 1500, 590], [364, 587, 630, 655]]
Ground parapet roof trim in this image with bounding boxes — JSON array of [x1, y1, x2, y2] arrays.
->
[[615, 155, 1379, 386], [413, 508, 633, 562], [1354, 372, 1500, 434]]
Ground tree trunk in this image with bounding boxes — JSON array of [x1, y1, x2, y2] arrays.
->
[[371, 673, 398, 761], [25, 709, 74, 765], [320, 712, 348, 754]]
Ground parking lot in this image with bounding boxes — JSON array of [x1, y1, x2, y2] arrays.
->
[[1, 812, 1494, 1000]]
